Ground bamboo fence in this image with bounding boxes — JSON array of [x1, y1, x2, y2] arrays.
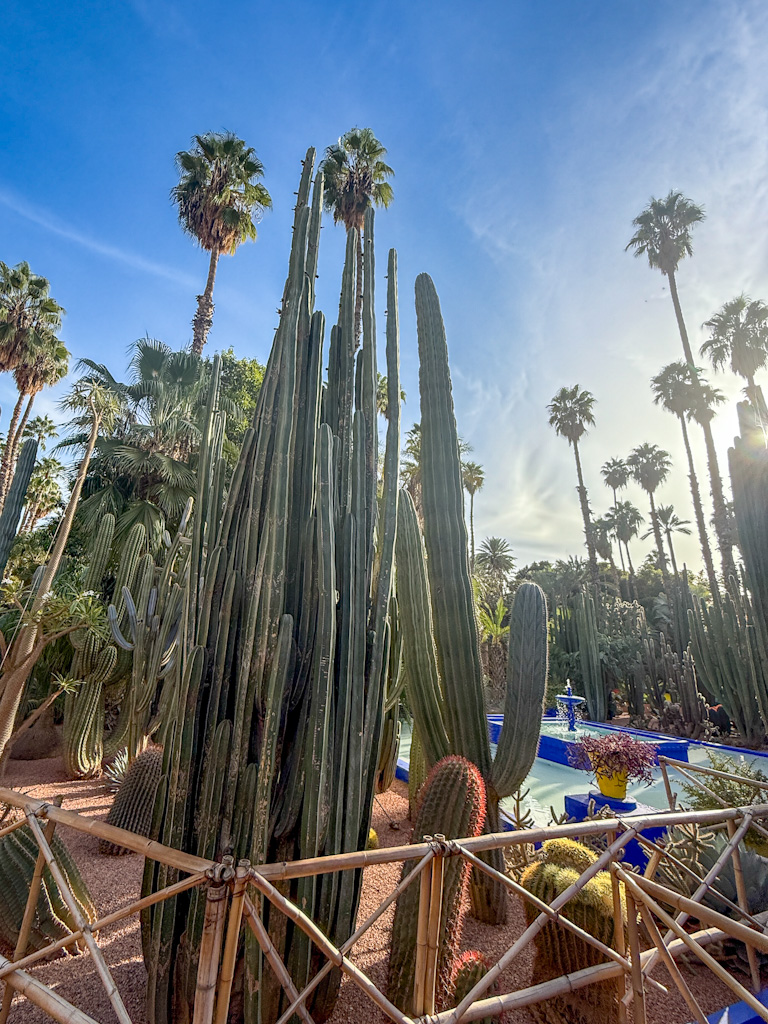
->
[[0, 761, 767, 1024]]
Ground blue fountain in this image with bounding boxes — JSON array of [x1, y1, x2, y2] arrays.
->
[[556, 680, 586, 732]]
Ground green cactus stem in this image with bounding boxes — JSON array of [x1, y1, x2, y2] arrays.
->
[[449, 952, 495, 1024], [0, 438, 37, 579], [100, 747, 164, 855]]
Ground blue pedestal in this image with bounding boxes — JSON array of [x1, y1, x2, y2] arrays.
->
[[564, 792, 666, 869]]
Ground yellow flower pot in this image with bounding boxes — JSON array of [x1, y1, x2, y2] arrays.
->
[[596, 771, 628, 801]]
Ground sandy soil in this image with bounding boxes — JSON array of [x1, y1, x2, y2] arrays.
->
[[0, 757, 755, 1024]]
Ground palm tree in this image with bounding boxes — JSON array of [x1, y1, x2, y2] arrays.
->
[[376, 373, 406, 419], [650, 361, 718, 593], [702, 294, 768, 432], [475, 536, 515, 582], [593, 515, 622, 595], [0, 262, 64, 373], [477, 598, 510, 701], [547, 385, 599, 583], [320, 128, 394, 346], [0, 334, 69, 509], [23, 415, 57, 450], [66, 338, 204, 548], [643, 504, 691, 578], [603, 501, 644, 590], [626, 443, 672, 586], [172, 132, 272, 356], [626, 190, 735, 584], [601, 457, 629, 568], [462, 461, 484, 570], [20, 457, 63, 532]]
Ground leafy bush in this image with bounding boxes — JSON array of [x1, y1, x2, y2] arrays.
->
[[570, 732, 657, 786]]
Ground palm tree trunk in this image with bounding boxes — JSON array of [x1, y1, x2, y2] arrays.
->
[[354, 226, 364, 350], [0, 392, 27, 509], [192, 248, 219, 356], [0, 411, 101, 759], [470, 491, 476, 572], [667, 270, 695, 365], [572, 441, 599, 584], [678, 414, 718, 594], [666, 530, 679, 576], [648, 491, 683, 653], [612, 487, 626, 571], [625, 542, 637, 599], [699, 416, 737, 586]]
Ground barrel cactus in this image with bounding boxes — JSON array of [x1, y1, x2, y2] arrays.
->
[[388, 755, 487, 1014], [100, 747, 163, 855], [0, 824, 96, 952], [521, 838, 620, 1024], [449, 951, 497, 1024]]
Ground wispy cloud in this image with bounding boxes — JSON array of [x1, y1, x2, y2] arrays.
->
[[0, 187, 196, 289]]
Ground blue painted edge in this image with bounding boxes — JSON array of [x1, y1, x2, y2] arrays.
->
[[701, 986, 768, 1023]]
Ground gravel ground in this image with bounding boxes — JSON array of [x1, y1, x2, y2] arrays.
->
[[0, 760, 756, 1024]]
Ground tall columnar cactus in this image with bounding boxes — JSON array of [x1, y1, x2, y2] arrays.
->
[[688, 586, 768, 747], [62, 515, 146, 777], [0, 824, 97, 952], [396, 278, 548, 923], [0, 438, 37, 579], [143, 151, 402, 1024], [388, 755, 487, 1014], [521, 838, 619, 1024]]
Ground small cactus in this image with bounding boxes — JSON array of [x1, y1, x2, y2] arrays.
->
[[388, 755, 487, 1014], [99, 747, 163, 855], [0, 824, 96, 952], [449, 951, 497, 1024]]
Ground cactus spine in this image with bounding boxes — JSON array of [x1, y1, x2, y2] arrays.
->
[[521, 838, 620, 1024], [143, 152, 402, 1024], [449, 952, 495, 1024], [100, 747, 163, 855], [396, 277, 547, 923], [0, 438, 37, 579], [388, 755, 486, 1014]]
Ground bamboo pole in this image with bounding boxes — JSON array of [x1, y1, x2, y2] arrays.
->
[[458, 844, 663, 990], [660, 755, 768, 790], [25, 813, 133, 1024], [727, 817, 761, 992], [275, 850, 434, 1024], [213, 861, 249, 1024], [626, 870, 768, 953], [0, 795, 62, 1024], [444, 828, 638, 1024], [607, 830, 628, 1024], [192, 865, 231, 1024], [0, 950, 101, 1024], [662, 763, 768, 846], [641, 810, 755, 978], [423, 842, 445, 1015], [0, 871, 207, 981], [625, 891, 646, 1024], [638, 902, 708, 1024], [619, 868, 768, 1024], [413, 858, 433, 1016], [643, 848, 663, 878], [660, 759, 677, 810], [241, 895, 316, 1024], [0, 787, 212, 874], [634, 831, 761, 925], [425, 913, 768, 1024], [0, 816, 28, 841], [246, 872, 414, 1024]]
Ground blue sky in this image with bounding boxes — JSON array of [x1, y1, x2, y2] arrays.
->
[[3, 0, 768, 569]]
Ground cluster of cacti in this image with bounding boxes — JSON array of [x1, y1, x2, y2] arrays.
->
[[396, 289, 548, 923], [62, 515, 145, 776], [376, 597, 404, 794], [142, 150, 402, 1024], [571, 589, 606, 721], [521, 838, 620, 1024], [99, 747, 163, 855], [0, 438, 37, 579], [688, 585, 768, 747], [448, 951, 496, 1024], [0, 823, 97, 952], [388, 755, 487, 1014]]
